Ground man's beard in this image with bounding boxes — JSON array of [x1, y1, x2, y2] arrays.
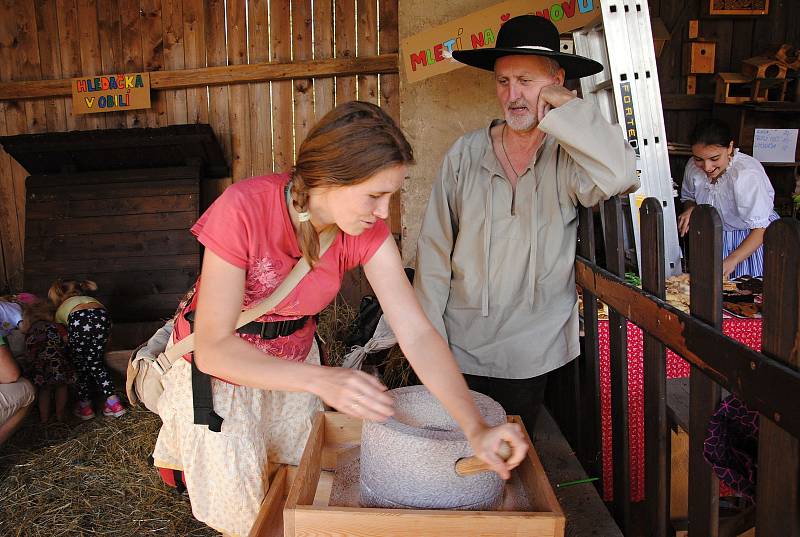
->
[[504, 98, 537, 132]]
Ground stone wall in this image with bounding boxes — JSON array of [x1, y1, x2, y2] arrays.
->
[[399, 0, 500, 264]]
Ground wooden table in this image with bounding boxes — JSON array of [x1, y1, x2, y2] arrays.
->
[[596, 318, 762, 502]]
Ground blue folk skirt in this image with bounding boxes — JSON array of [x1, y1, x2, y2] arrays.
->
[[723, 211, 780, 278]]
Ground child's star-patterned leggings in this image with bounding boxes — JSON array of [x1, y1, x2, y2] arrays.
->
[[67, 308, 114, 401]]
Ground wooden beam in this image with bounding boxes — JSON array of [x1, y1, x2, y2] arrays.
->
[[0, 54, 399, 101], [661, 93, 714, 111], [575, 257, 800, 441]]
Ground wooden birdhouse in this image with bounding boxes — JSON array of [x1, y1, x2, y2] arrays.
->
[[742, 56, 788, 79], [683, 40, 716, 75], [715, 72, 754, 104]]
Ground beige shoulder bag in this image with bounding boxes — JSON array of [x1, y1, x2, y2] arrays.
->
[[125, 227, 338, 414]]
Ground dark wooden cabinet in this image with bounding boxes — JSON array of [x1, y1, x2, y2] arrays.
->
[[0, 125, 228, 348]]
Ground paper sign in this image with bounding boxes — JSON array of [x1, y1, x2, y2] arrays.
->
[[71, 72, 151, 115], [400, 0, 601, 84], [752, 128, 798, 163]]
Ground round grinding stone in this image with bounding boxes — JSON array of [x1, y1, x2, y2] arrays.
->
[[359, 385, 507, 510]]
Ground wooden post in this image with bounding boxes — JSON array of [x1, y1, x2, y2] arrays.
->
[[757, 219, 800, 537], [687, 204, 722, 537], [577, 205, 602, 481], [603, 197, 631, 534], [640, 198, 669, 537]]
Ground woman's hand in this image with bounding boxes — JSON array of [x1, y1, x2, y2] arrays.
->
[[310, 366, 395, 422], [467, 422, 529, 480], [677, 205, 695, 236], [722, 256, 737, 280]]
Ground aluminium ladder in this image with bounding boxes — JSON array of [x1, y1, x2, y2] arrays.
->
[[573, 0, 683, 277]]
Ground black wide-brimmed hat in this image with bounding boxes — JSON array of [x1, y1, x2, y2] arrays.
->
[[452, 15, 603, 80]]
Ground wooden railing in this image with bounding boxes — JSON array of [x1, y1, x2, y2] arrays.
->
[[573, 198, 800, 536]]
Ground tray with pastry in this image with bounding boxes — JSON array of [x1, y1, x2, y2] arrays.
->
[[722, 276, 763, 318]]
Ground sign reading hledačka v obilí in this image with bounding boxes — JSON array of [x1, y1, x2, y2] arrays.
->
[[401, 0, 601, 84], [71, 72, 151, 114]]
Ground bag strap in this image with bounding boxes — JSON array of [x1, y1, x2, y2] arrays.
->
[[163, 226, 338, 364]]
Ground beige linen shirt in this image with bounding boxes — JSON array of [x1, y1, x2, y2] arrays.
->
[[414, 98, 638, 379]]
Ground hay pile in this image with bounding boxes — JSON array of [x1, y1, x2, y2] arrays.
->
[[316, 296, 356, 366], [0, 407, 214, 536], [0, 297, 419, 536]]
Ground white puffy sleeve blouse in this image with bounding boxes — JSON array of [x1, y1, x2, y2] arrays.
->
[[680, 150, 775, 231]]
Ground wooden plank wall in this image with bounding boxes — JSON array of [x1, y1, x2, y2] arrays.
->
[[652, 0, 800, 144], [0, 0, 400, 293], [24, 168, 201, 321]]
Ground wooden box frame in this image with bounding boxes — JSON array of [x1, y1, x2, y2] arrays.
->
[[708, 0, 769, 16], [259, 411, 565, 537]]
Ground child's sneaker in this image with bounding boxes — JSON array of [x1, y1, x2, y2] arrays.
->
[[103, 397, 127, 418], [74, 401, 96, 421]]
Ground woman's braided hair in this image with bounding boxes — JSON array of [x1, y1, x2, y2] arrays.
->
[[291, 101, 414, 266]]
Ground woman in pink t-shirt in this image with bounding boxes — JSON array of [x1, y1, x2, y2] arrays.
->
[[153, 101, 527, 535]]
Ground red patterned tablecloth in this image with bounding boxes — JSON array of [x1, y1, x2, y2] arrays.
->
[[598, 318, 762, 502]]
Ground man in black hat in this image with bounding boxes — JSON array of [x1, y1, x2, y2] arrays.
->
[[414, 15, 639, 430]]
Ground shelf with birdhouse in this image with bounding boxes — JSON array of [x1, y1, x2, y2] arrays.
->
[[682, 20, 716, 95], [713, 102, 800, 215]]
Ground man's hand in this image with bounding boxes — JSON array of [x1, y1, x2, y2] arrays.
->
[[537, 84, 577, 122]]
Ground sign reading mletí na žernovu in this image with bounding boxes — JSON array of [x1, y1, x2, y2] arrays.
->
[[71, 72, 151, 114]]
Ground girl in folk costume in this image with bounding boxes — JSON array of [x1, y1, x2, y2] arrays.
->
[[48, 279, 125, 419], [679, 119, 779, 278], [20, 298, 77, 423], [153, 101, 528, 536]]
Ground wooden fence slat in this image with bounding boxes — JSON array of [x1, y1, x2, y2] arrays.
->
[[247, 0, 272, 175], [182, 0, 208, 125], [292, 0, 314, 149], [97, 0, 127, 128], [640, 198, 669, 537], [119, 0, 147, 128], [379, 0, 401, 236], [357, 0, 378, 103], [139, 0, 167, 127], [603, 197, 631, 535], [577, 205, 602, 480], [34, 0, 68, 132], [0, 2, 32, 256], [11, 0, 47, 134], [0, 102, 23, 289], [76, 0, 104, 129], [162, 0, 188, 126], [206, 0, 231, 197], [270, 0, 292, 172], [756, 219, 800, 537], [334, 0, 356, 104], [313, 0, 335, 120], [687, 204, 721, 537], [227, 0, 251, 180], [0, 230, 7, 291]]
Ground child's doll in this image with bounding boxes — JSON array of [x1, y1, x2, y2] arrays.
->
[[20, 299, 76, 423], [48, 279, 125, 419]]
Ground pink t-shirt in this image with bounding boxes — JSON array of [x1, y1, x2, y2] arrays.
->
[[177, 173, 389, 362]]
